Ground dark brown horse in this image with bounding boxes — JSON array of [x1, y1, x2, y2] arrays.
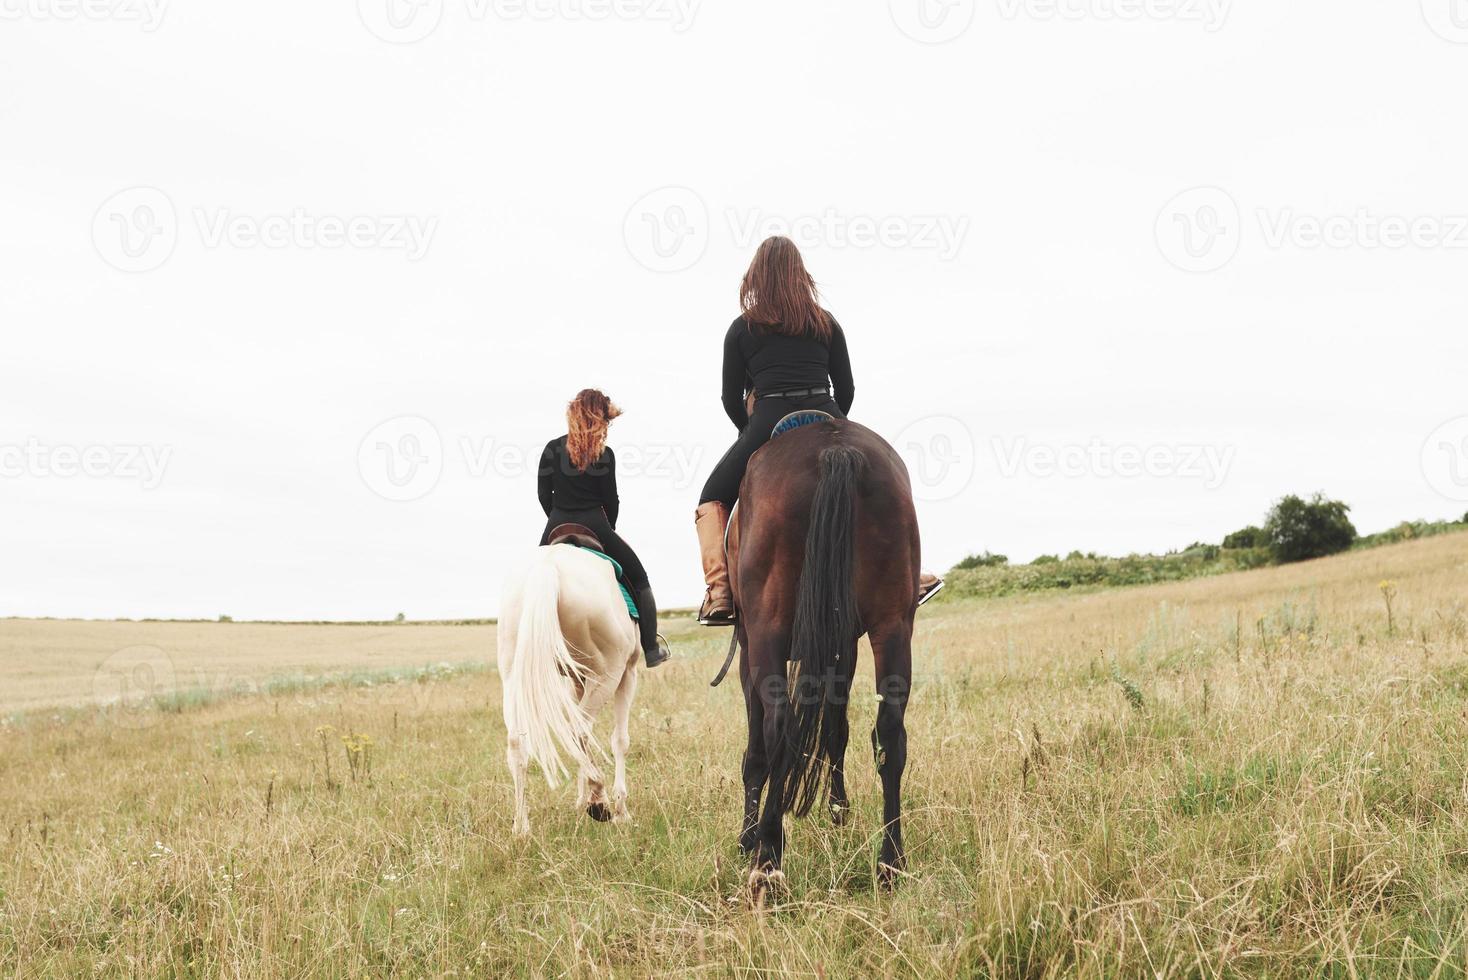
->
[[726, 418, 920, 894]]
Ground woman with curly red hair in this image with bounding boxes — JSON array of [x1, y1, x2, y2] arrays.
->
[[538, 389, 669, 668]]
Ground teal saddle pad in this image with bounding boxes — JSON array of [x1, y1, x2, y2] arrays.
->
[[575, 546, 638, 620]]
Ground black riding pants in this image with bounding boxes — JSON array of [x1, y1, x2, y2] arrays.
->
[[540, 507, 658, 651], [698, 394, 845, 506]]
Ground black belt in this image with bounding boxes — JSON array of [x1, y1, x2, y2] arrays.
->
[[757, 387, 830, 400]]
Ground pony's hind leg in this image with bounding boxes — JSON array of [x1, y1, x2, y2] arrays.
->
[[869, 621, 914, 887], [504, 702, 532, 837], [609, 658, 638, 823], [577, 673, 620, 823]]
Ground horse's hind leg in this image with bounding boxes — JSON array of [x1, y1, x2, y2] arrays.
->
[[749, 637, 792, 882], [869, 621, 913, 887], [736, 627, 768, 854], [826, 648, 856, 827], [609, 660, 638, 823]]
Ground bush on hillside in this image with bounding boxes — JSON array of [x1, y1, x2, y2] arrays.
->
[[954, 551, 1008, 570], [1263, 493, 1357, 564], [1223, 525, 1267, 549]]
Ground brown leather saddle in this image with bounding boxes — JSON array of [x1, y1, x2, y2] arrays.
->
[[546, 523, 604, 552]]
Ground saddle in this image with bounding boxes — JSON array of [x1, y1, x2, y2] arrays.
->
[[546, 523, 638, 621], [546, 523, 604, 552], [770, 409, 835, 440]]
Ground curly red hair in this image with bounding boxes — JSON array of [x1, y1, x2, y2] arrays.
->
[[566, 388, 622, 472]]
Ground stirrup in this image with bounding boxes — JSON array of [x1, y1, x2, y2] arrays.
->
[[917, 576, 944, 607], [644, 634, 671, 668]]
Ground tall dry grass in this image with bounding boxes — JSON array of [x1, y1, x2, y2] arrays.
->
[[3, 532, 1468, 977]]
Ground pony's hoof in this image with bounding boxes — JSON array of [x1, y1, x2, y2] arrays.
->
[[745, 867, 787, 910], [829, 801, 850, 827], [877, 861, 905, 890], [586, 802, 613, 823]]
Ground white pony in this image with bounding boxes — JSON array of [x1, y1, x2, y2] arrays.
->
[[498, 541, 641, 835]]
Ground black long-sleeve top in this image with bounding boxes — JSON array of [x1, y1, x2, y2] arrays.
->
[[537, 435, 619, 527], [720, 314, 854, 429]]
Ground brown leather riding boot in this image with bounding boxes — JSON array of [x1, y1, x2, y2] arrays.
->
[[694, 501, 735, 625]]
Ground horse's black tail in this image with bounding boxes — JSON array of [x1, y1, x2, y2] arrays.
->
[[779, 444, 862, 817]]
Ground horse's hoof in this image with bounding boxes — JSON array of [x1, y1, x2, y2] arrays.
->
[[877, 861, 905, 890], [829, 802, 849, 827], [745, 867, 787, 910], [586, 802, 612, 823]]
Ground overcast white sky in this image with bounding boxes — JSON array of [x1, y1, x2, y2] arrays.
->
[[2, 0, 1466, 620]]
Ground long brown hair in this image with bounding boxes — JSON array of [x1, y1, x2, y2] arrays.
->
[[739, 236, 832, 341], [566, 388, 621, 472]]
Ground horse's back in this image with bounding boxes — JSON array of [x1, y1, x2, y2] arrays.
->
[[736, 419, 920, 629]]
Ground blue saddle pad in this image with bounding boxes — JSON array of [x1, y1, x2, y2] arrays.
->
[[575, 547, 638, 620], [771, 410, 835, 439]]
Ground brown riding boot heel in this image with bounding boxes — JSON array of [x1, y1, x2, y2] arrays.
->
[[694, 501, 736, 625]]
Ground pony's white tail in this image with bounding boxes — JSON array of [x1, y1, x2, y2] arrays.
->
[[507, 551, 598, 787]]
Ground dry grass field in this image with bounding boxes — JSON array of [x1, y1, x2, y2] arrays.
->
[[4, 532, 1468, 977]]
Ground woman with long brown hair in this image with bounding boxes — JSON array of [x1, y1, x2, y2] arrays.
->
[[693, 237, 941, 625], [539, 389, 669, 668]]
